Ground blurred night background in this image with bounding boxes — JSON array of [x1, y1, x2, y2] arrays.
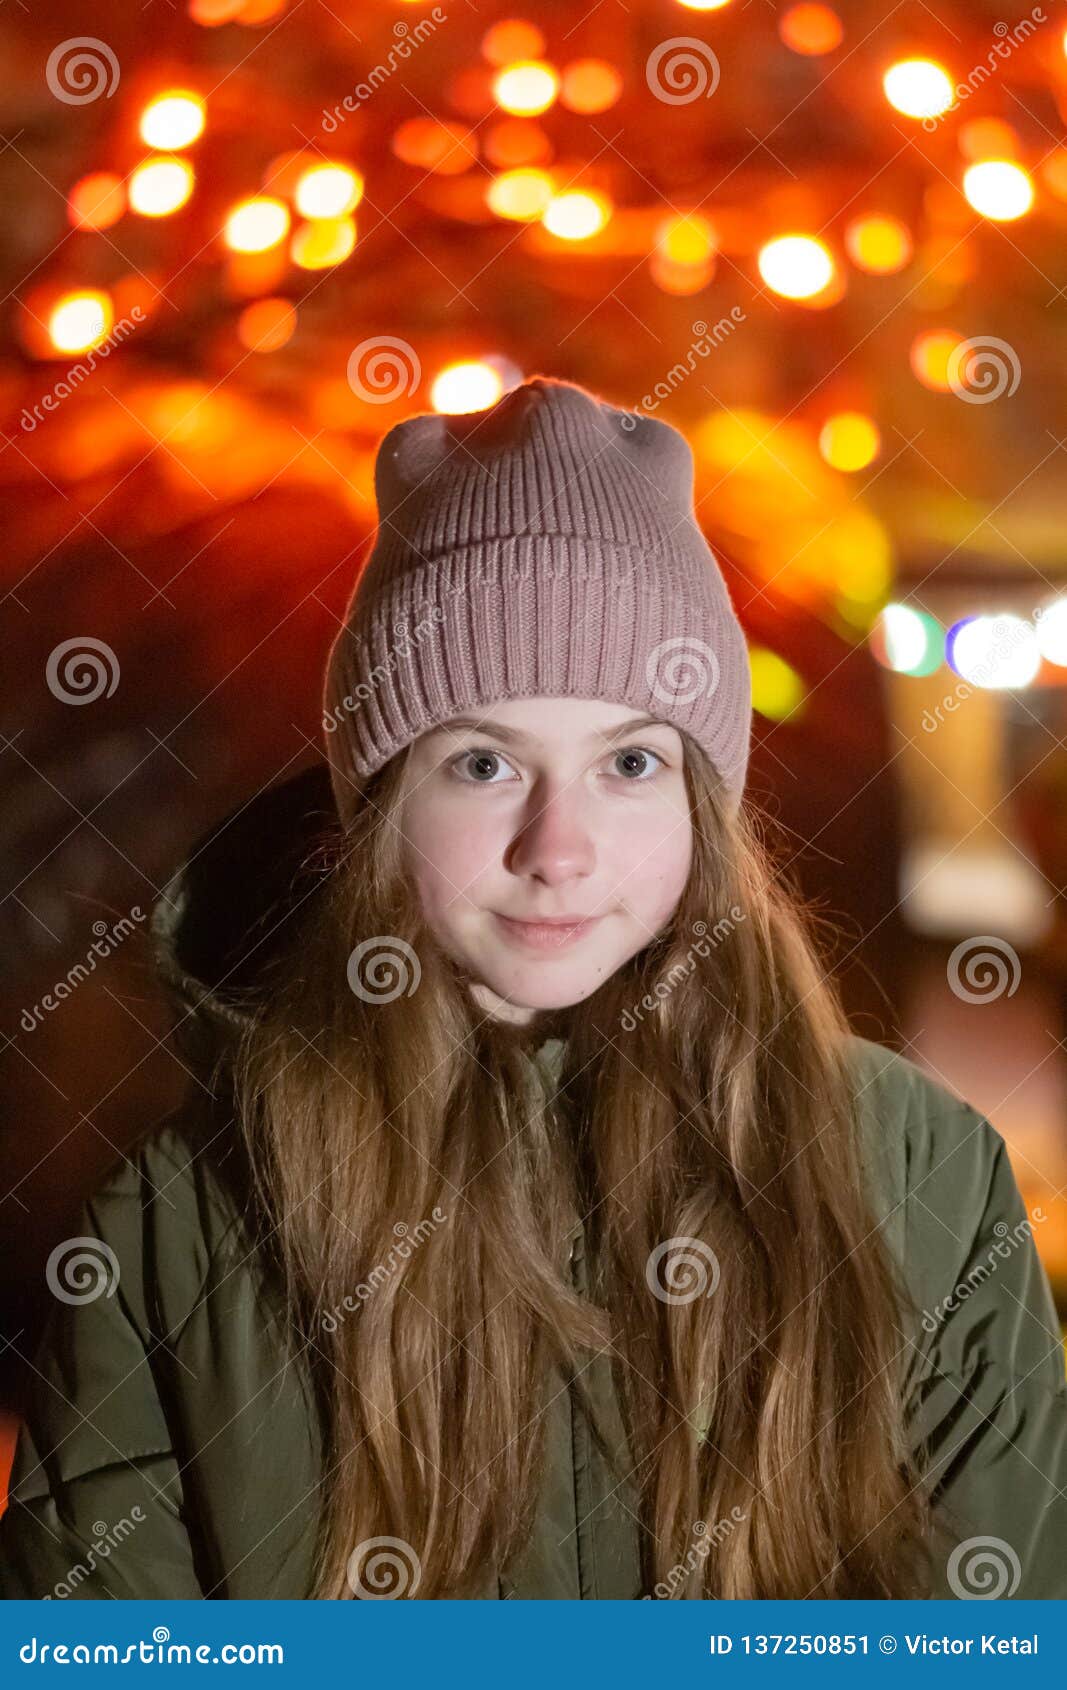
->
[[4, 0, 1067, 1497]]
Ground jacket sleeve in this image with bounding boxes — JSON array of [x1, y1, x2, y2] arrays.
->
[[900, 1089, 1067, 1599], [0, 1128, 210, 1599]]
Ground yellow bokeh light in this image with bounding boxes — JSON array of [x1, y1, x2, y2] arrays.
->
[[49, 290, 114, 354], [677, 0, 732, 9], [486, 168, 554, 221], [657, 213, 716, 265], [493, 60, 560, 116], [224, 195, 290, 252], [963, 159, 1034, 221], [910, 329, 963, 390], [818, 412, 880, 471], [758, 234, 834, 298], [883, 58, 954, 120], [431, 361, 506, 414], [542, 189, 610, 240], [844, 214, 912, 274], [290, 216, 356, 269], [139, 92, 205, 150], [129, 156, 194, 216], [294, 163, 363, 219], [750, 647, 804, 720]]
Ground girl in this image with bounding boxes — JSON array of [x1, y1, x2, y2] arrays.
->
[[2, 377, 1066, 1601]]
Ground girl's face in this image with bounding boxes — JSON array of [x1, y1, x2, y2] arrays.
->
[[398, 697, 693, 1025]]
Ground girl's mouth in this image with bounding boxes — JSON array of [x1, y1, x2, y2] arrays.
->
[[492, 913, 602, 950]]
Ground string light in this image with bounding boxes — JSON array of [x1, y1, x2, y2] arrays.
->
[[224, 196, 290, 252], [493, 61, 559, 116], [883, 58, 954, 120], [779, 4, 843, 55], [844, 215, 912, 274], [48, 290, 114, 354], [963, 159, 1035, 221], [129, 157, 195, 216], [139, 93, 205, 150], [542, 190, 610, 240], [758, 234, 834, 298], [431, 361, 506, 414], [818, 413, 880, 471], [294, 164, 363, 219]]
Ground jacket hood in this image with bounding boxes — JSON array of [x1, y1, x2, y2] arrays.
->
[[149, 759, 566, 1086]]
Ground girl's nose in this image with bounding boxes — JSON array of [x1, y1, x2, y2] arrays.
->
[[506, 791, 596, 886]]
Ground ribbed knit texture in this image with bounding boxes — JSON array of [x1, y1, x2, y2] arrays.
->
[[322, 376, 751, 823]]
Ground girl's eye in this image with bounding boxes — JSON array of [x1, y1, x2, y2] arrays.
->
[[611, 745, 664, 780], [450, 748, 517, 784]]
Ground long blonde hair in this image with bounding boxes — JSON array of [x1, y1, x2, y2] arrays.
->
[[228, 735, 942, 1598]]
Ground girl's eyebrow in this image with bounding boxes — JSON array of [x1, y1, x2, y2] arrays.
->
[[424, 713, 669, 749]]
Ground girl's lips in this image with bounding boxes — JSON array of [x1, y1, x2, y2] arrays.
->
[[492, 913, 601, 950]]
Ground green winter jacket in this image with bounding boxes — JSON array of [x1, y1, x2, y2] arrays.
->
[[3, 765, 1067, 1600]]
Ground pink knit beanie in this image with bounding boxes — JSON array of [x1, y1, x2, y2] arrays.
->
[[322, 375, 751, 824]]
